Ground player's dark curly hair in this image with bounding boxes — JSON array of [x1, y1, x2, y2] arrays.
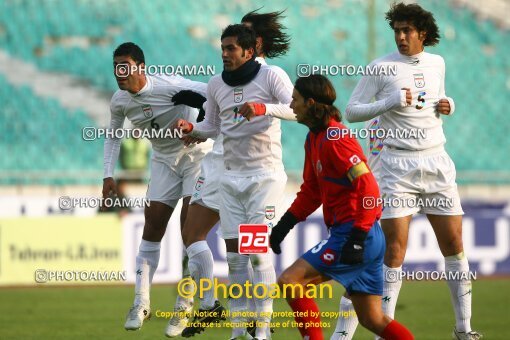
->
[[241, 8, 290, 58], [295, 75, 342, 129], [385, 2, 440, 46], [221, 24, 257, 54], [113, 42, 145, 64]]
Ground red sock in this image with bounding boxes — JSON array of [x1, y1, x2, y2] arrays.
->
[[381, 320, 414, 340], [289, 298, 324, 340]]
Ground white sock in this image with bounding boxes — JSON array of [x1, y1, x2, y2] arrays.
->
[[174, 295, 193, 310], [134, 239, 160, 306], [187, 241, 215, 309], [445, 253, 472, 332], [331, 296, 358, 340], [227, 252, 250, 338], [382, 264, 403, 318], [247, 260, 257, 317], [174, 290, 193, 310], [173, 247, 193, 309], [182, 247, 190, 277], [250, 253, 276, 339]]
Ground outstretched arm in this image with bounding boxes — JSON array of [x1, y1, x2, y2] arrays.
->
[[345, 73, 410, 123]]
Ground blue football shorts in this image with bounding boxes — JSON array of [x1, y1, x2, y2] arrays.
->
[[301, 220, 385, 295]]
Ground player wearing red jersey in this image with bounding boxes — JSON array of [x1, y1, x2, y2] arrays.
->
[[270, 75, 414, 340]]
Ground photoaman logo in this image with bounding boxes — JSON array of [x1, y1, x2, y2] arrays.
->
[[239, 224, 269, 254]]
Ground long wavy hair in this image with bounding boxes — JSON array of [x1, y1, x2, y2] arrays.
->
[[294, 75, 342, 129], [386, 2, 440, 46], [241, 9, 291, 58]]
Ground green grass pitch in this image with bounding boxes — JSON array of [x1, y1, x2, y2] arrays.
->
[[0, 279, 507, 339]]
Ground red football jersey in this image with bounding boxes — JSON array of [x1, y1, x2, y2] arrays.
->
[[288, 119, 381, 232]]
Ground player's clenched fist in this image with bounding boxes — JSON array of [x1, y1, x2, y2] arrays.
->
[[436, 98, 451, 115], [239, 102, 266, 121], [101, 177, 117, 211], [269, 211, 299, 254], [173, 119, 194, 134], [102, 177, 117, 198], [402, 87, 412, 106], [386, 87, 413, 110], [339, 228, 368, 264]]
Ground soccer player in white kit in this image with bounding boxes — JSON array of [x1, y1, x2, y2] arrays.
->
[[333, 3, 481, 340], [102, 42, 212, 332], [166, 11, 294, 339], [175, 24, 293, 340]]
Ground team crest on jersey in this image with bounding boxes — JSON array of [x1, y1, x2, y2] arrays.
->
[[413, 73, 425, 88], [142, 104, 153, 118], [195, 176, 205, 191], [234, 88, 243, 103], [265, 206, 275, 220]]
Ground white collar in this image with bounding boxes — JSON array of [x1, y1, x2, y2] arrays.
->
[[398, 50, 425, 65], [130, 75, 152, 97]]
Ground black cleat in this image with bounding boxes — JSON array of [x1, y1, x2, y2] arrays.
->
[[247, 324, 275, 338], [181, 301, 226, 337]]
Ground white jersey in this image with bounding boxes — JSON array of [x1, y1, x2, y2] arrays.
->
[[190, 64, 294, 174], [346, 51, 455, 151], [207, 57, 295, 157], [104, 74, 212, 178]]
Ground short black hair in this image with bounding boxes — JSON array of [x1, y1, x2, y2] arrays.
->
[[295, 75, 342, 128], [113, 42, 145, 64], [385, 2, 440, 46], [241, 9, 290, 58], [221, 24, 257, 52]]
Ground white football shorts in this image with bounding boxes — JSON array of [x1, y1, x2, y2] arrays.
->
[[146, 147, 208, 208], [379, 145, 464, 219], [219, 169, 287, 239], [189, 151, 223, 212]]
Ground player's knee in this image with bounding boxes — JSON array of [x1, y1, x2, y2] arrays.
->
[[356, 310, 381, 333], [277, 269, 300, 288], [250, 253, 273, 272], [141, 221, 166, 241], [181, 224, 195, 247], [181, 231, 191, 247], [144, 208, 172, 234], [277, 273, 290, 287], [440, 238, 464, 257], [226, 252, 250, 273], [277, 273, 299, 299], [144, 219, 167, 233], [384, 242, 406, 266], [356, 313, 371, 329]]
